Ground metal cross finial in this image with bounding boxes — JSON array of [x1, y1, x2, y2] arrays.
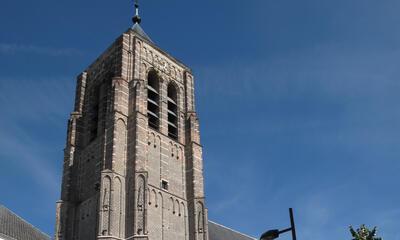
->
[[132, 0, 142, 24], [135, 0, 139, 15]]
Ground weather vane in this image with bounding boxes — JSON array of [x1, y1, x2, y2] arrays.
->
[[132, 0, 142, 24]]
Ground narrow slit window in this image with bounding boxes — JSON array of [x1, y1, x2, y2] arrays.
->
[[147, 70, 160, 130], [90, 85, 101, 141], [161, 180, 169, 191], [167, 83, 178, 140]]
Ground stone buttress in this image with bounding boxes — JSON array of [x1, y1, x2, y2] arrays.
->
[[55, 25, 209, 240]]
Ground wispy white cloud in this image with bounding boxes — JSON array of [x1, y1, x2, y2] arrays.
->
[[0, 125, 60, 194], [0, 77, 74, 195], [200, 41, 400, 240], [198, 42, 400, 159], [294, 186, 345, 240], [197, 44, 400, 100], [375, 209, 400, 240], [0, 43, 82, 57], [0, 77, 74, 125], [293, 190, 400, 240]]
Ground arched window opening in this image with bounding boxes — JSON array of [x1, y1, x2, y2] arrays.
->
[[147, 70, 160, 130], [167, 83, 178, 140]]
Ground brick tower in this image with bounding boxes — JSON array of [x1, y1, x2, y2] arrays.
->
[[55, 4, 208, 240]]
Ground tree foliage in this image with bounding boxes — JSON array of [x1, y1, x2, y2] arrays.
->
[[350, 225, 382, 240]]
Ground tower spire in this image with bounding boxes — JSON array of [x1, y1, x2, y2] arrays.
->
[[132, 0, 142, 24]]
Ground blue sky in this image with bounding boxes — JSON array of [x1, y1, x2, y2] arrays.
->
[[0, 0, 399, 239]]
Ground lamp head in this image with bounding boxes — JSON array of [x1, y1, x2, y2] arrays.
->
[[260, 229, 280, 240]]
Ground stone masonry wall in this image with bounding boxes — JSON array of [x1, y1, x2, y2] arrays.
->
[[57, 28, 208, 240], [57, 35, 124, 240]]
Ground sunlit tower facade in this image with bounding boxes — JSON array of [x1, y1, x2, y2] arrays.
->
[[55, 3, 209, 240]]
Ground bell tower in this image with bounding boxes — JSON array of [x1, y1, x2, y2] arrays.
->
[[55, 3, 209, 240]]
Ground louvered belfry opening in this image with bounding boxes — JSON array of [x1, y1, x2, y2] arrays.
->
[[147, 70, 160, 130], [167, 83, 178, 140]]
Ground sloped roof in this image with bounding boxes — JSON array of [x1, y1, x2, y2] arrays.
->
[[209, 221, 256, 240], [125, 23, 192, 73], [0, 205, 50, 240], [131, 23, 153, 43]]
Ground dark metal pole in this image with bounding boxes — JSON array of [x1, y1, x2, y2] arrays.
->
[[278, 227, 292, 235], [289, 208, 297, 240]]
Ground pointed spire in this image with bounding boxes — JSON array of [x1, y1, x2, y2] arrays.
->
[[130, 0, 153, 43], [132, 0, 142, 24]]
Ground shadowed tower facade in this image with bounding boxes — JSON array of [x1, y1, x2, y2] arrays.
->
[[55, 4, 209, 240]]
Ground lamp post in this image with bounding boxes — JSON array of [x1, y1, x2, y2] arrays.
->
[[260, 208, 297, 240]]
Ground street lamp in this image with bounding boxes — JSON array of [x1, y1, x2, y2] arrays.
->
[[260, 208, 297, 240]]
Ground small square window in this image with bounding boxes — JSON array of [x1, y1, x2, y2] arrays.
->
[[161, 180, 169, 191]]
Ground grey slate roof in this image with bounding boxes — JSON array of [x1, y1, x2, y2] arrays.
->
[[131, 23, 153, 43], [127, 23, 193, 73], [0, 205, 50, 240], [209, 221, 256, 240]]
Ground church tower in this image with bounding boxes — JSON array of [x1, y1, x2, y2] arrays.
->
[[55, 3, 209, 240]]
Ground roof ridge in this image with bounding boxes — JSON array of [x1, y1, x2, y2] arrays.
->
[[209, 220, 256, 240], [130, 23, 153, 43], [0, 205, 51, 239], [125, 27, 192, 73]]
